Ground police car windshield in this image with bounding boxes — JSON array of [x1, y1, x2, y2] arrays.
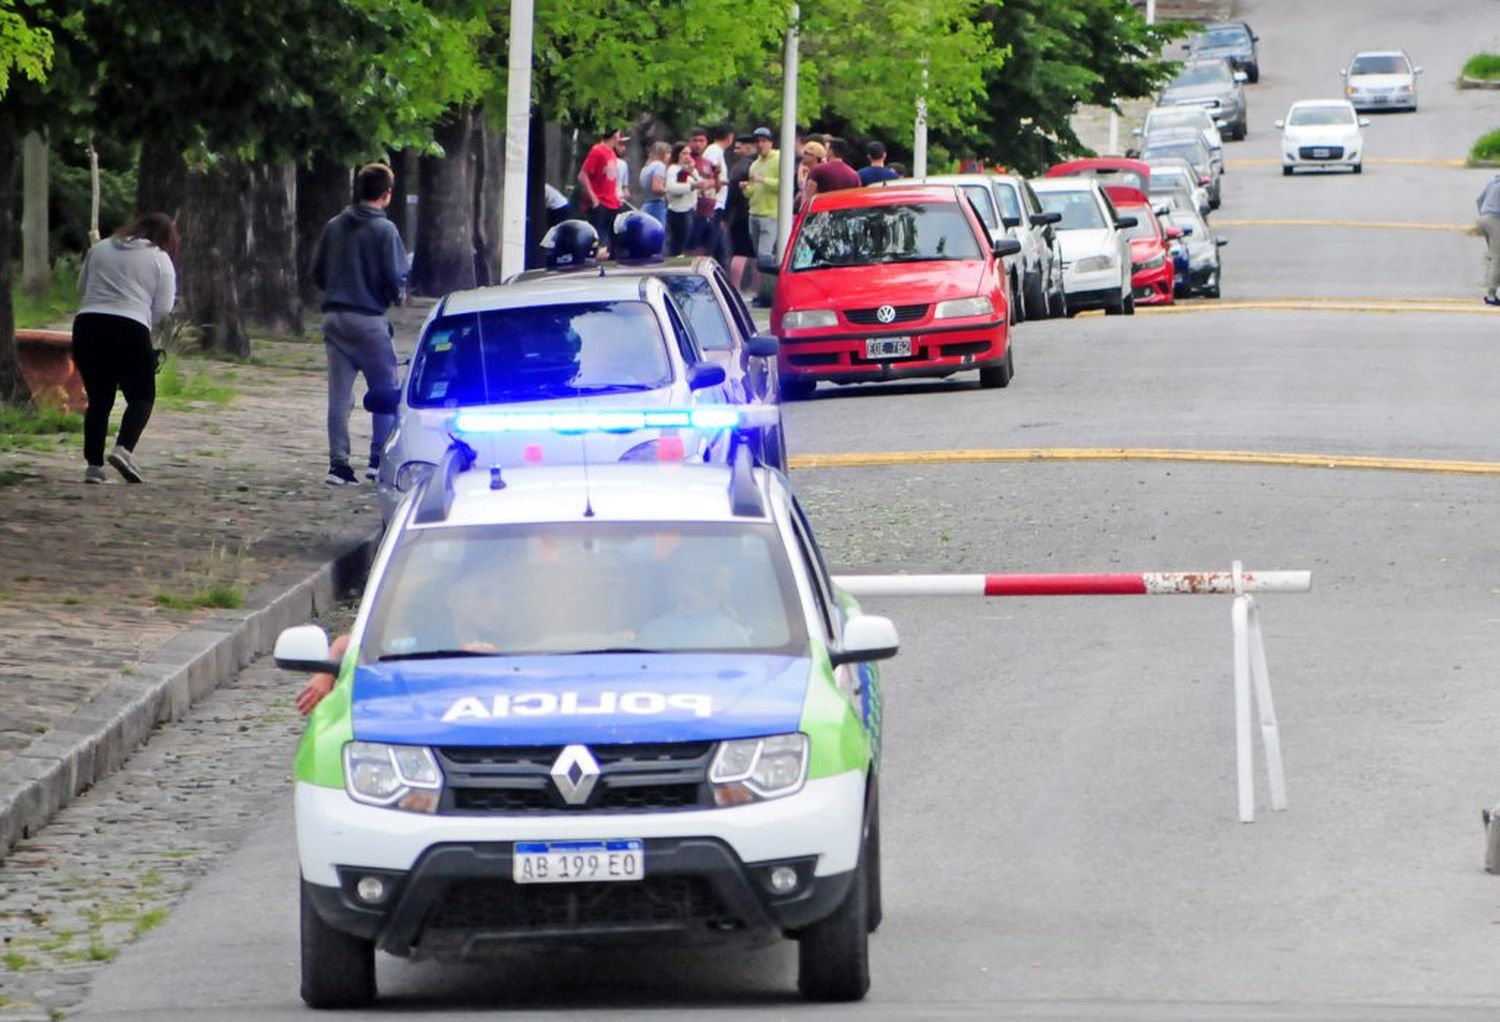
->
[[362, 522, 808, 660], [790, 202, 984, 270], [407, 301, 673, 408]]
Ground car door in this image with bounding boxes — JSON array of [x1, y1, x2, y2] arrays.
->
[[707, 264, 777, 404], [1096, 187, 1130, 290]]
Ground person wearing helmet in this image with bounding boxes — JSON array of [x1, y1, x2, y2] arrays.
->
[[613, 210, 666, 265], [539, 219, 599, 271]]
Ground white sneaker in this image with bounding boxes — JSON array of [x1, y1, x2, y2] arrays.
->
[[107, 445, 144, 483], [84, 465, 107, 484]]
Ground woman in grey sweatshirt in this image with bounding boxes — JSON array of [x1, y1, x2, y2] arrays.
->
[[72, 212, 179, 483]]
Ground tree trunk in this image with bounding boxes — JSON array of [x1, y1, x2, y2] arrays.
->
[[475, 114, 503, 285], [20, 131, 49, 298], [296, 154, 350, 308], [179, 158, 250, 358], [0, 138, 32, 406], [411, 109, 477, 296], [243, 161, 302, 336], [135, 136, 187, 219]]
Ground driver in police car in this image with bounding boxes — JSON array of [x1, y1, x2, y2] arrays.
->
[[295, 570, 507, 715]]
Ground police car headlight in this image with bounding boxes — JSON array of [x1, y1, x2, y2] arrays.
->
[[709, 733, 808, 805], [933, 296, 994, 319], [780, 309, 837, 331], [343, 741, 443, 813], [394, 460, 436, 492]]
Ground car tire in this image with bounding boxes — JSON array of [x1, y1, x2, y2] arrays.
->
[[1233, 120, 1247, 142], [1205, 279, 1221, 299], [1104, 293, 1125, 316], [1282, 165, 1293, 177], [865, 777, 883, 933], [781, 375, 816, 401], [1352, 163, 1363, 175], [1009, 271, 1025, 324], [797, 824, 872, 1002], [979, 349, 1013, 389], [1023, 270, 1047, 322], [1046, 274, 1067, 319], [1124, 292, 1136, 316], [1248, 64, 1260, 84], [300, 880, 376, 1009]]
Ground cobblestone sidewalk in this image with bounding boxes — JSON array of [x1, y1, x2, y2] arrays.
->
[[0, 302, 430, 778]]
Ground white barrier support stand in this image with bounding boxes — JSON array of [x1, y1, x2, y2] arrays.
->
[[831, 563, 1308, 822], [1232, 560, 1288, 823]]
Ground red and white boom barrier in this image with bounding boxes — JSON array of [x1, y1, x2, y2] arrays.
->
[[831, 562, 1309, 824]]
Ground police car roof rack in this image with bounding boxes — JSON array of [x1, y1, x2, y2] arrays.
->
[[727, 432, 764, 518], [414, 437, 478, 524]]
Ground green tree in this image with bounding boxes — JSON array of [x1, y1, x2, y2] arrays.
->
[[956, 0, 1187, 174]]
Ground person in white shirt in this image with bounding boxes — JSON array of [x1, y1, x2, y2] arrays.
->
[[664, 142, 702, 257], [704, 122, 734, 269]]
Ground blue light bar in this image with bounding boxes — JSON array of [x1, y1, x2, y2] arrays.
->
[[452, 405, 766, 435]]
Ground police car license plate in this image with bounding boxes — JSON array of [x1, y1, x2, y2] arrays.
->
[[513, 840, 644, 884], [865, 336, 912, 359]]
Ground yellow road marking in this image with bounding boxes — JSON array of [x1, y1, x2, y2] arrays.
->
[[1214, 218, 1471, 232], [1229, 157, 1467, 168], [789, 448, 1500, 476]]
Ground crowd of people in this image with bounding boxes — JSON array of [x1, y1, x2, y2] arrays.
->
[[574, 124, 905, 305]]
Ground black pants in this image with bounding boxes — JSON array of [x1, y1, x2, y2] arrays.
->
[[666, 210, 693, 257], [71, 312, 155, 466]]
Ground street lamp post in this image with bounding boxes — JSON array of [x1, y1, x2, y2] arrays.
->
[[499, 0, 535, 281], [775, 3, 800, 264]]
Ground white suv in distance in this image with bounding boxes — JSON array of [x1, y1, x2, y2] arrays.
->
[[1341, 50, 1421, 112]]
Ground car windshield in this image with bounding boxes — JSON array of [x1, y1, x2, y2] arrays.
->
[[1288, 106, 1355, 127], [408, 301, 672, 407], [790, 202, 983, 270], [661, 276, 734, 352], [1172, 63, 1231, 87], [1197, 26, 1248, 47], [361, 522, 808, 659], [1142, 144, 1206, 171], [1036, 190, 1107, 230], [1351, 55, 1406, 75], [1120, 213, 1158, 241], [994, 183, 1022, 221]]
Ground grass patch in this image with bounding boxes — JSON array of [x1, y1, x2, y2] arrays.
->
[[3, 950, 33, 971], [0, 403, 83, 435], [154, 582, 244, 611], [1471, 129, 1500, 164], [156, 355, 236, 410], [131, 907, 168, 938], [1463, 53, 1500, 80], [0, 468, 39, 487], [86, 942, 116, 962], [11, 255, 81, 330]]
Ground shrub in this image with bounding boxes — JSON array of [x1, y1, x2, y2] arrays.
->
[[1464, 54, 1500, 80], [1471, 129, 1500, 164]]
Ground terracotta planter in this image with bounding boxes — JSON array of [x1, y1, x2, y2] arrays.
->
[[15, 329, 86, 412]]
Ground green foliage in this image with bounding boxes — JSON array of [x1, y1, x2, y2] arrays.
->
[[1463, 53, 1500, 80], [1470, 129, 1500, 164], [951, 0, 1189, 174], [0, 402, 82, 436], [154, 583, 244, 611], [156, 356, 236, 408], [0, 0, 53, 97], [11, 254, 80, 329]]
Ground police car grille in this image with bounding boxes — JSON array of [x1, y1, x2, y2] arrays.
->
[[844, 303, 928, 325], [427, 876, 732, 931], [437, 743, 714, 814]]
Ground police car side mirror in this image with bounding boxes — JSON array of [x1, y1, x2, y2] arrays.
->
[[745, 333, 780, 359], [829, 614, 900, 666], [274, 625, 340, 673], [687, 362, 727, 390]]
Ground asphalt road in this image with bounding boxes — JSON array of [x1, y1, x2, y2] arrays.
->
[[70, 0, 1500, 1018]]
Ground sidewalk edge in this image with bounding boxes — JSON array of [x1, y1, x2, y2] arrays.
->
[[0, 528, 379, 859]]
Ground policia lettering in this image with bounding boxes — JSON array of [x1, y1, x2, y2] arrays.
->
[[442, 691, 715, 722]]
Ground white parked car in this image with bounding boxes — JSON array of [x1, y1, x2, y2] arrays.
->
[[1341, 50, 1421, 112], [1137, 106, 1224, 165], [1031, 177, 1135, 317], [1146, 158, 1211, 219], [1277, 100, 1369, 175]]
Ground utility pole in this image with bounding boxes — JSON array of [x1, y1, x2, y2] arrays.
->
[[914, 66, 929, 178], [775, 3, 800, 264], [499, 0, 534, 281]]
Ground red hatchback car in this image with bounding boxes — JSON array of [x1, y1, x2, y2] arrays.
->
[[772, 184, 1021, 398], [1115, 196, 1175, 306]]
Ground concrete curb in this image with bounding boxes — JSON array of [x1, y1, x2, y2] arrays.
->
[[0, 527, 380, 859], [1459, 75, 1500, 90]]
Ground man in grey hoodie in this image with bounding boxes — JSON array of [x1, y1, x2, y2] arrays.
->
[[309, 162, 409, 485], [1478, 172, 1500, 307]]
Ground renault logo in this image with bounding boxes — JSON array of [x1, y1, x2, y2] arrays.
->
[[550, 744, 600, 805], [875, 304, 897, 324]]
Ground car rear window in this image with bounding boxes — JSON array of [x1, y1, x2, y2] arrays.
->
[[790, 202, 983, 270], [408, 301, 672, 408]]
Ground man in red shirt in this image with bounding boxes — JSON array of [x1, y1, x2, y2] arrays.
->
[[578, 127, 627, 257], [804, 136, 863, 209]]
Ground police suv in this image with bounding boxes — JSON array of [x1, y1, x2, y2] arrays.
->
[[277, 412, 897, 1007]]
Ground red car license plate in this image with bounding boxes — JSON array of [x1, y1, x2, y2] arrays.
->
[[865, 336, 912, 359]]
